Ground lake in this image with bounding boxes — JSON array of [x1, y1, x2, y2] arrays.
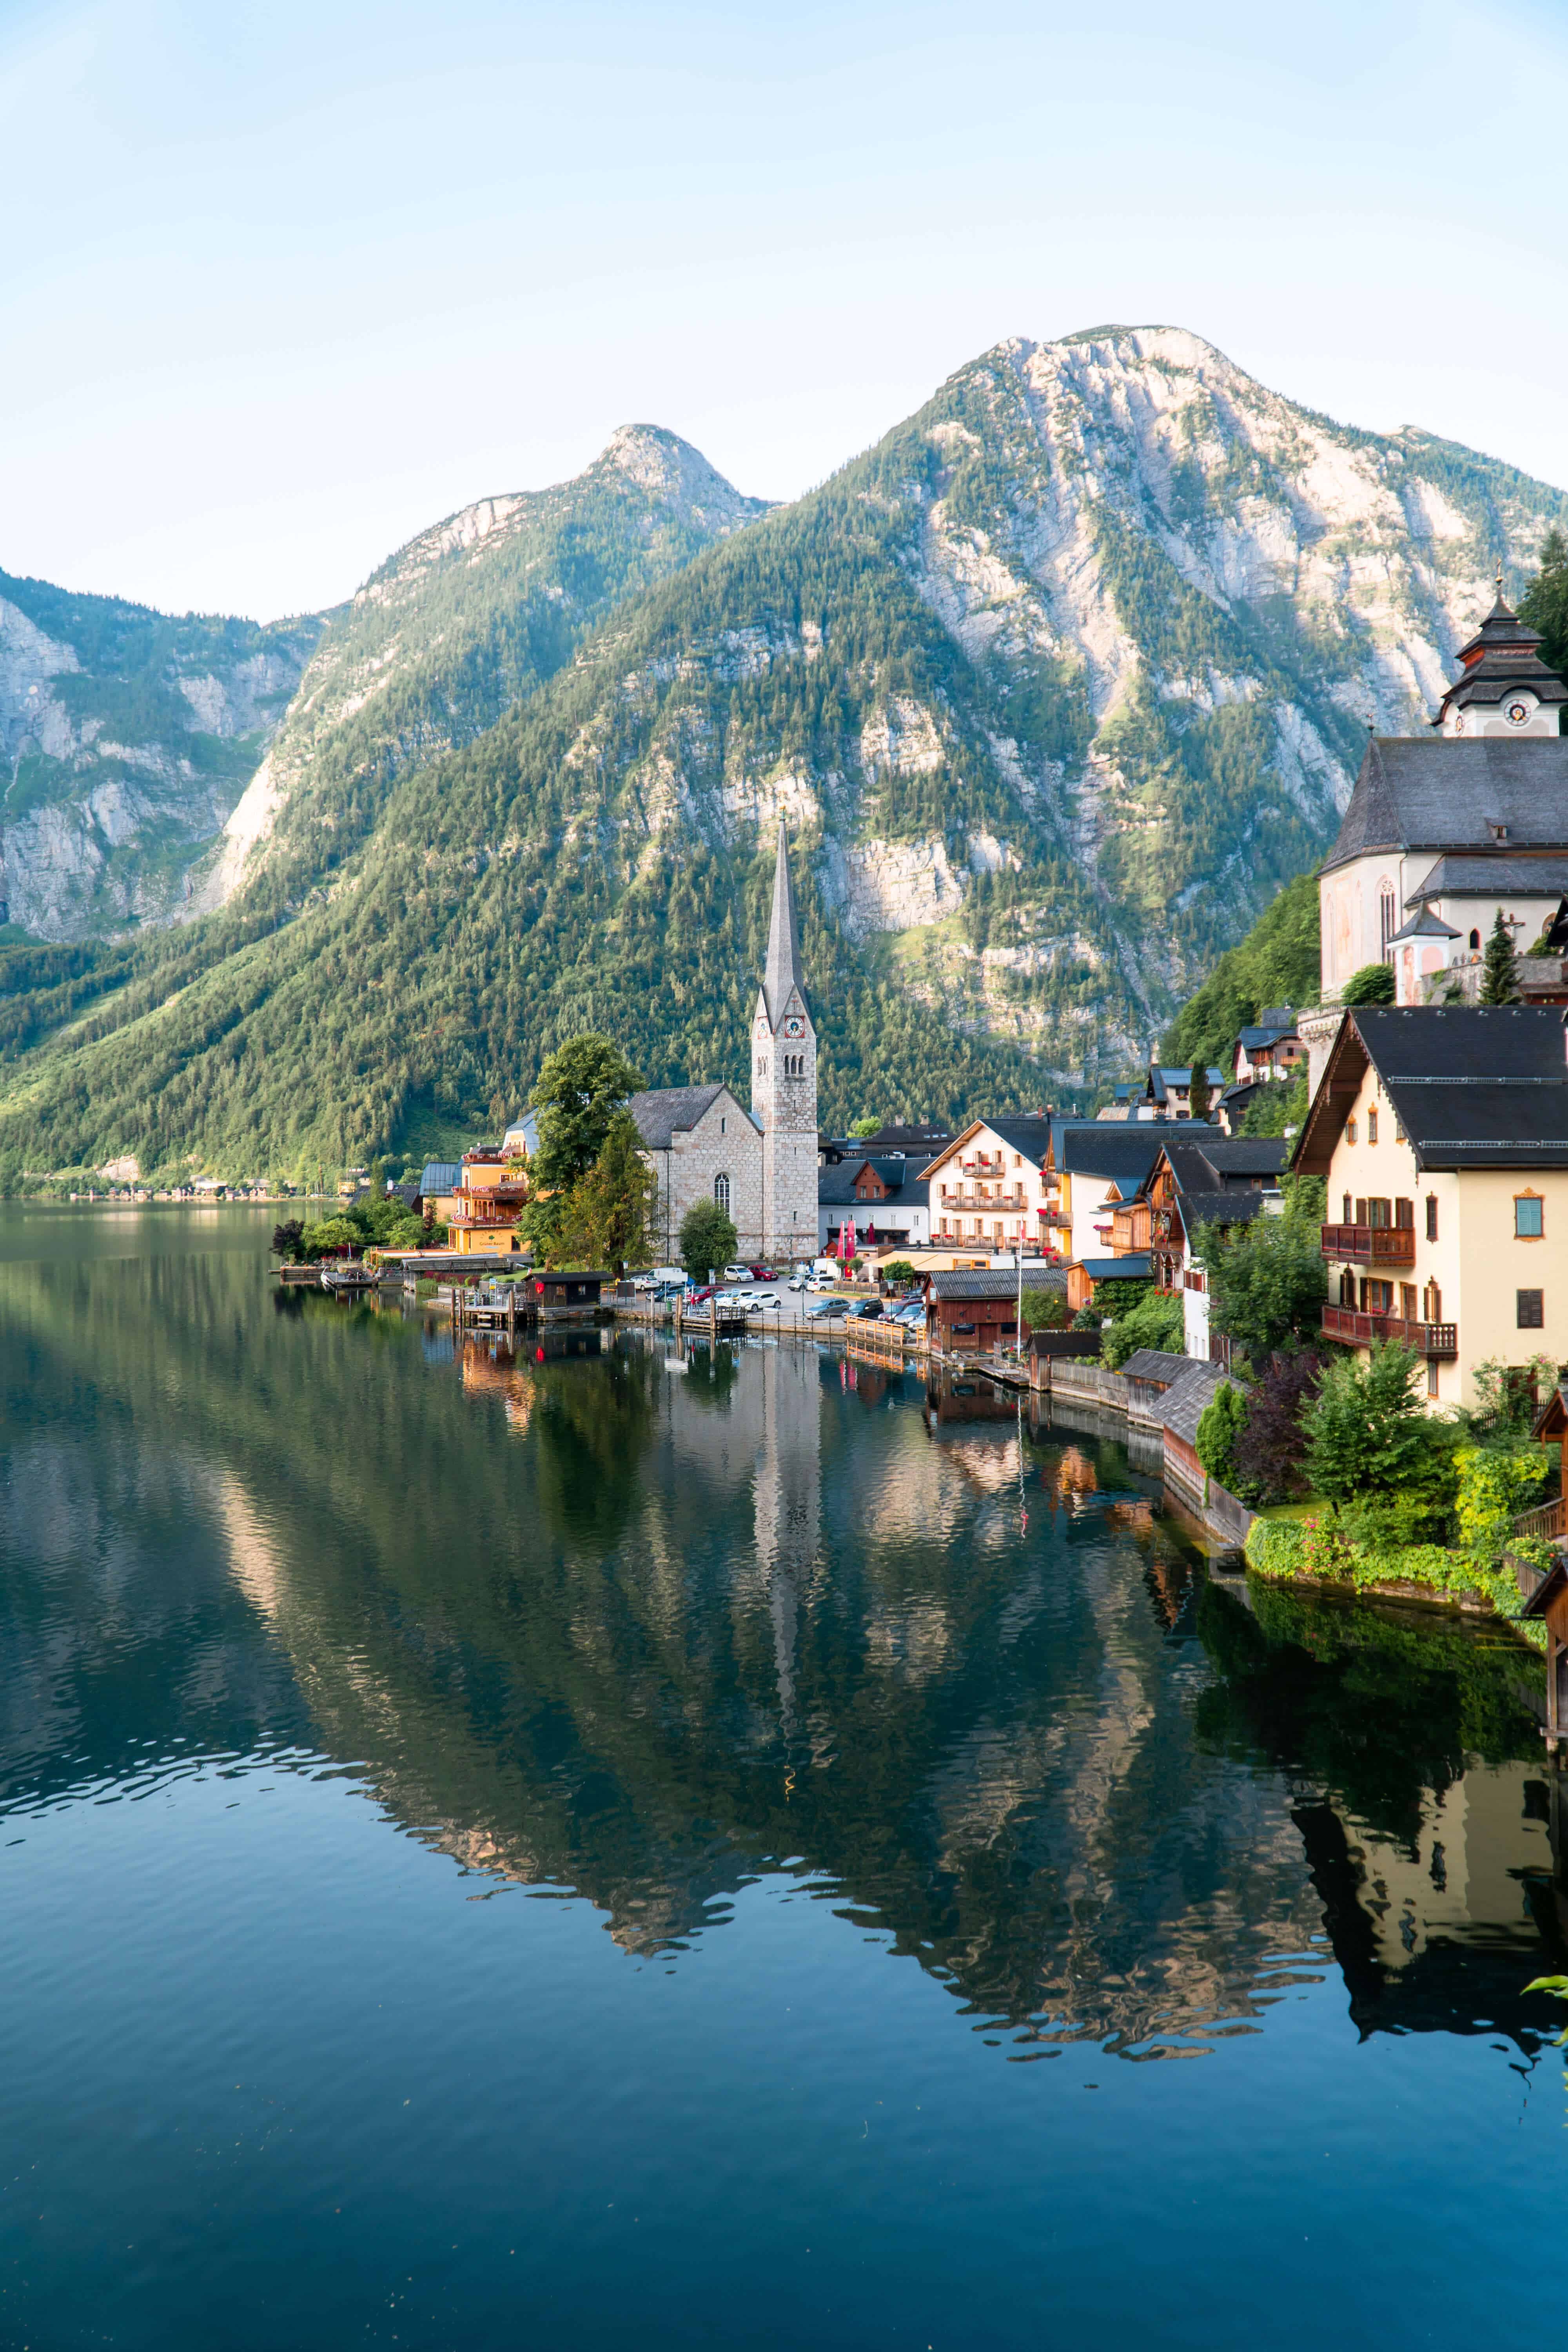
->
[[0, 1204, 1562, 2348]]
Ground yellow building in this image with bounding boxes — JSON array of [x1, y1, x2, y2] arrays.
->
[[448, 1148, 529, 1257], [1295, 1004, 1568, 1408]]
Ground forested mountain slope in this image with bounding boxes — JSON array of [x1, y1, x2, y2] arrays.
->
[[0, 578, 320, 941], [2, 325, 1565, 1182], [194, 425, 770, 917]]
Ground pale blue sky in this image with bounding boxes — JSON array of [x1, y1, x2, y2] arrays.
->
[[3, 0, 1566, 621]]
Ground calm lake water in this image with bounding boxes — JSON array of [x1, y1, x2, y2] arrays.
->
[[2, 1204, 1564, 2348]]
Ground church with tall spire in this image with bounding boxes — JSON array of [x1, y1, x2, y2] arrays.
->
[[751, 820, 819, 1259], [626, 823, 818, 1265]]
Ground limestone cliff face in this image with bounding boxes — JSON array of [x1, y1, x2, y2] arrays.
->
[[0, 577, 319, 941]]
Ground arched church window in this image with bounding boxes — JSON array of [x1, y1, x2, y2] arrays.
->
[[1379, 886, 1396, 955], [714, 1174, 731, 1212], [1469, 929, 1480, 952]]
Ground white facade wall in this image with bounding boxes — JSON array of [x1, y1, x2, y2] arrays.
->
[[751, 980, 818, 1263], [924, 1125, 1053, 1255]]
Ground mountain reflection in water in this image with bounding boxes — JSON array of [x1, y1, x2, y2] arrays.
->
[[0, 1218, 1557, 2067]]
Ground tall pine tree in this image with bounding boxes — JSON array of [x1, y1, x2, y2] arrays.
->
[[1519, 524, 1568, 681], [1479, 908, 1521, 1005]]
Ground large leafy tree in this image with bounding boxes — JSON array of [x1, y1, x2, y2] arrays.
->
[[549, 1110, 657, 1276], [1198, 1207, 1327, 1360], [529, 1033, 644, 1191], [1340, 962, 1395, 1007], [1299, 1341, 1438, 1507], [678, 1200, 738, 1282]]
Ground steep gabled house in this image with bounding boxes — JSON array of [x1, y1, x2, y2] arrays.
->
[[1129, 1136, 1290, 1358], [1292, 1004, 1568, 1407], [1054, 1121, 1219, 1264], [1233, 1009, 1303, 1084], [1143, 1061, 1225, 1117], [924, 1117, 1055, 1256]]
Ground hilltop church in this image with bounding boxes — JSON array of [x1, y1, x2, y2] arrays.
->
[[1316, 581, 1568, 1035], [629, 822, 819, 1265]]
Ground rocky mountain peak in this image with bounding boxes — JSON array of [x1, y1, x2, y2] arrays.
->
[[595, 423, 769, 533]]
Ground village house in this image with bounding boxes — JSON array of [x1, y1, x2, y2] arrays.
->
[[447, 1145, 528, 1256], [1118, 1135, 1289, 1357], [1292, 1004, 1568, 1408], [817, 1153, 934, 1255], [924, 1269, 1025, 1356], [1065, 1253, 1154, 1315], [1305, 587, 1568, 1086], [1232, 1009, 1302, 1084], [1052, 1120, 1218, 1263], [923, 1117, 1058, 1256], [1141, 1059, 1225, 1116]]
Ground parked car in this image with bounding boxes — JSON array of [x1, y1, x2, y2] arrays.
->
[[722, 1263, 751, 1283], [746, 1294, 783, 1312], [687, 1284, 716, 1305], [805, 1300, 840, 1320], [747, 1264, 779, 1281], [848, 1298, 884, 1320], [787, 1273, 809, 1292]]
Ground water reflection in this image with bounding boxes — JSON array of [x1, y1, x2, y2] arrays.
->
[[0, 1217, 1557, 2071]]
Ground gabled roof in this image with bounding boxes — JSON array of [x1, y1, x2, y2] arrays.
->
[[926, 1114, 1054, 1174], [1389, 905, 1461, 943], [1237, 1023, 1295, 1049], [1437, 592, 1568, 722], [627, 1083, 734, 1150], [1294, 1005, 1568, 1173], [1323, 737, 1568, 874], [929, 1270, 1027, 1300], [818, 1157, 933, 1207], [1404, 855, 1568, 902], [1159, 1361, 1232, 1447], [421, 1161, 461, 1193], [1058, 1120, 1217, 1186], [1120, 1348, 1190, 1385]]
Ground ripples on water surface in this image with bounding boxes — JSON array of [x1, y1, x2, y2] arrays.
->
[[1, 1204, 1564, 2347]]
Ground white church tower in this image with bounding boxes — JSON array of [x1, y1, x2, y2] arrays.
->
[[752, 822, 818, 1263]]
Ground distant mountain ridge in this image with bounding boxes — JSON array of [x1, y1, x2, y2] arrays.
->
[[0, 325, 1565, 1182], [0, 577, 320, 939]]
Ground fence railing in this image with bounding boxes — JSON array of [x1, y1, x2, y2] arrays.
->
[[1513, 1495, 1567, 1542], [1321, 1303, 1457, 1357], [1320, 1222, 1416, 1265]]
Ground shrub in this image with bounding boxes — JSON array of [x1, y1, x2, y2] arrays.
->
[[1102, 1287, 1185, 1367], [1454, 1444, 1551, 1563], [1299, 1341, 1454, 1515], [1341, 962, 1396, 1006], [678, 1199, 738, 1282], [1200, 1213, 1327, 1359], [882, 1259, 917, 1287], [1195, 1381, 1247, 1490], [1229, 1349, 1323, 1503], [1020, 1285, 1071, 1331]]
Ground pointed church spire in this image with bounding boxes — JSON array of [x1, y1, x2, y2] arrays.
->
[[763, 820, 808, 1027]]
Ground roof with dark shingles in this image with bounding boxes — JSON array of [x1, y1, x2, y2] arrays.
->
[[1323, 737, 1568, 875], [628, 1084, 734, 1149], [1075, 1254, 1153, 1279], [1403, 854, 1568, 901], [969, 1114, 1054, 1163], [421, 1161, 461, 1193], [1058, 1121, 1216, 1185], [1316, 1007, 1568, 1171], [818, 1158, 933, 1207], [929, 1270, 1029, 1300], [1120, 1348, 1190, 1385], [1160, 1362, 1232, 1446]]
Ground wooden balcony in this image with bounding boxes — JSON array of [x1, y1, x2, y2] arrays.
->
[[1321, 1303, 1457, 1358], [1514, 1495, 1567, 1543], [1111, 1204, 1151, 1252], [1321, 1222, 1416, 1267], [1040, 1207, 1073, 1230]]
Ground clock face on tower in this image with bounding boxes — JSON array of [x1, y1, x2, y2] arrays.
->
[[785, 1017, 803, 1036], [1506, 700, 1530, 726]]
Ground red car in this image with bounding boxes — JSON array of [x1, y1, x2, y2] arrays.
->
[[748, 1264, 778, 1280], [686, 1284, 717, 1304]]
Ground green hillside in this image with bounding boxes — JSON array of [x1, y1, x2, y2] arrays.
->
[[2, 325, 1565, 1183]]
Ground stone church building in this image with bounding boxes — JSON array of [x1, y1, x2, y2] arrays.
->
[[630, 822, 819, 1264]]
